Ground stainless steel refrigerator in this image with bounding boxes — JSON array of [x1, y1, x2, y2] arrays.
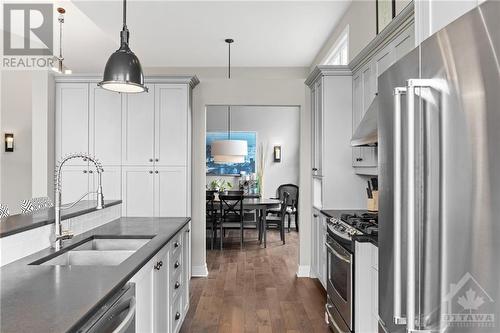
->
[[378, 1, 500, 332]]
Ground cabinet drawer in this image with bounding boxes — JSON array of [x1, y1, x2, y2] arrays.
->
[[170, 234, 183, 257], [170, 267, 183, 299], [170, 291, 183, 333], [170, 247, 183, 274]]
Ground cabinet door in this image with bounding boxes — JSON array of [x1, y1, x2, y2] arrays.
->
[[310, 86, 317, 174], [60, 166, 90, 204], [90, 85, 122, 165], [373, 44, 393, 91], [154, 167, 187, 217], [182, 223, 191, 314], [361, 62, 375, 117], [155, 84, 188, 166], [313, 81, 323, 175], [122, 90, 155, 166], [319, 215, 327, 289], [122, 167, 154, 217], [56, 83, 89, 165], [153, 246, 170, 333], [132, 261, 155, 333], [352, 73, 363, 131], [311, 210, 320, 278]]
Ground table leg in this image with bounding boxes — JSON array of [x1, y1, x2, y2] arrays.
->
[[263, 207, 267, 248]]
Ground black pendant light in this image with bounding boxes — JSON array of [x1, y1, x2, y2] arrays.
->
[[98, 0, 148, 93]]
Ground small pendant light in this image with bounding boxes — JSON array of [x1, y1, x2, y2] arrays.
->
[[211, 39, 248, 164], [98, 0, 148, 93], [51, 7, 72, 75]]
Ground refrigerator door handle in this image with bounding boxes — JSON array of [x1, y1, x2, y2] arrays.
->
[[406, 79, 437, 332], [393, 87, 407, 326]]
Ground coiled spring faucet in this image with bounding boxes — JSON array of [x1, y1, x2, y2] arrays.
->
[[54, 153, 104, 250]]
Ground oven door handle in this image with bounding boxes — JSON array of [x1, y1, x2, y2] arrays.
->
[[325, 241, 351, 263], [326, 303, 345, 333]]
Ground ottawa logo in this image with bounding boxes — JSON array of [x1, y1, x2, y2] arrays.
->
[[441, 273, 495, 329]]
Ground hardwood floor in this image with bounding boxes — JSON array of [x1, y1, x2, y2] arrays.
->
[[180, 229, 330, 333]]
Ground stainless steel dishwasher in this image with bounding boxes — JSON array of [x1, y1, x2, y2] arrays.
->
[[77, 283, 136, 333]]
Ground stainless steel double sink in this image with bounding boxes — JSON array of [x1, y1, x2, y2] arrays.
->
[[31, 236, 153, 266]]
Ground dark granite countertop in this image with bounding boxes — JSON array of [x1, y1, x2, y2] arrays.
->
[[0, 216, 190, 333], [0, 200, 122, 238], [320, 209, 378, 247]]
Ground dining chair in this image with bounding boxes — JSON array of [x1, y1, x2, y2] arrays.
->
[[263, 192, 289, 245], [268, 184, 299, 232], [206, 190, 218, 250], [219, 191, 244, 250], [20, 197, 54, 214], [0, 203, 9, 218]]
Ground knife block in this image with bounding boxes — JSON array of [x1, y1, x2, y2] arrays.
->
[[367, 190, 378, 212]]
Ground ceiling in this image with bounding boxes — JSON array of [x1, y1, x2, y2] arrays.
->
[[56, 1, 351, 72]]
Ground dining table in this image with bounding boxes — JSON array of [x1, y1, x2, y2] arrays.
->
[[241, 197, 281, 248]]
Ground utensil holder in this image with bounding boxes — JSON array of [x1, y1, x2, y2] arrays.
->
[[368, 190, 378, 212]]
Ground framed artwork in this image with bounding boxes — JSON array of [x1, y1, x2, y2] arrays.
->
[[376, 0, 396, 34], [206, 131, 257, 176]]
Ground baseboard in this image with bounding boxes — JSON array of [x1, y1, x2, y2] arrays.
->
[[296, 265, 311, 277], [191, 263, 209, 277]]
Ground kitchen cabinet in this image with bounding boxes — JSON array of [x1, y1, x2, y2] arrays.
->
[[155, 84, 189, 167], [90, 85, 122, 166], [155, 166, 188, 217], [60, 166, 91, 204], [56, 83, 89, 165], [354, 241, 378, 333], [310, 209, 327, 289], [131, 222, 191, 333], [306, 67, 367, 213], [350, 6, 414, 174], [55, 76, 198, 217], [121, 167, 155, 217], [122, 91, 155, 166]]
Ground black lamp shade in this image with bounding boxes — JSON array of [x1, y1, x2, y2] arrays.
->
[[98, 44, 148, 93]]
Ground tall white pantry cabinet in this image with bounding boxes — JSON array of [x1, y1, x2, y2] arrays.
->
[[55, 76, 199, 218]]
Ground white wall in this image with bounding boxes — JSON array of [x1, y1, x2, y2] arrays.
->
[[1, 71, 33, 214], [312, 0, 412, 67], [0, 70, 55, 214], [146, 67, 310, 276], [206, 105, 300, 199]]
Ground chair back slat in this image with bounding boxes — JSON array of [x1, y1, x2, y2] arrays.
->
[[277, 184, 298, 207]]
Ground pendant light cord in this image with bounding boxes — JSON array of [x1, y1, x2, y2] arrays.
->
[[120, 0, 129, 45], [228, 41, 231, 79], [123, 0, 127, 29]]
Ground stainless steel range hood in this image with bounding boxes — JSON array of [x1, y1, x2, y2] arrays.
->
[[351, 96, 378, 146]]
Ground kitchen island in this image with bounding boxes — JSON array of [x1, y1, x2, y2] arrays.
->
[[0, 216, 191, 333]]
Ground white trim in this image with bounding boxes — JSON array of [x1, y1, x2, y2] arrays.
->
[[191, 263, 209, 277], [296, 265, 311, 277]]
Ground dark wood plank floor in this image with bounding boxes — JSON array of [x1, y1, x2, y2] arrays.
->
[[180, 229, 329, 333]]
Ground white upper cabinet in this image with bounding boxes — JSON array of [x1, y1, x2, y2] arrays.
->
[[60, 166, 90, 204], [312, 80, 323, 176], [122, 89, 156, 166], [90, 85, 122, 165], [154, 84, 188, 166], [56, 83, 89, 164]]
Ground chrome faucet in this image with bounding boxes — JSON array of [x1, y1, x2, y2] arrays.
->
[[53, 153, 104, 250]]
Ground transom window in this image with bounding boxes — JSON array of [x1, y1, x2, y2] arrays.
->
[[322, 26, 349, 66]]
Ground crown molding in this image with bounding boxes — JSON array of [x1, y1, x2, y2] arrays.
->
[[348, 2, 414, 73], [305, 65, 352, 86]]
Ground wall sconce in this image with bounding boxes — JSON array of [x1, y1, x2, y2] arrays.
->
[[5, 133, 14, 152], [273, 145, 281, 162]]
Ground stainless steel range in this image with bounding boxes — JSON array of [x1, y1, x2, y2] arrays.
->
[[325, 212, 378, 333]]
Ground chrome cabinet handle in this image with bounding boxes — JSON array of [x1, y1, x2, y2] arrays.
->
[[185, 228, 190, 233], [149, 158, 153, 162], [149, 170, 153, 174], [393, 87, 407, 325], [174, 241, 180, 248], [175, 312, 181, 320], [155, 158, 159, 162], [356, 157, 363, 162], [175, 281, 181, 289], [174, 260, 180, 269], [89, 170, 93, 174], [155, 170, 158, 174], [83, 170, 87, 173]]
